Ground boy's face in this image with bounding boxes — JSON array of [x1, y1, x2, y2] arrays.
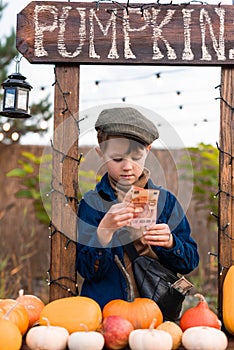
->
[[97, 137, 151, 186]]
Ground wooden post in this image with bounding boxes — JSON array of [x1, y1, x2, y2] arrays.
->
[[49, 65, 80, 301], [218, 67, 234, 318]]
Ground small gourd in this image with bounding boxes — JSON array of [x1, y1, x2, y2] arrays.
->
[[222, 265, 234, 335], [129, 319, 173, 350], [68, 325, 105, 350], [26, 317, 69, 350], [180, 293, 221, 331], [182, 326, 228, 350], [157, 321, 183, 349]]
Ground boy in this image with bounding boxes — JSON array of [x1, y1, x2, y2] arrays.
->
[[76, 107, 199, 309]]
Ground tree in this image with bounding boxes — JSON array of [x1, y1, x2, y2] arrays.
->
[[0, 1, 18, 84], [0, 1, 53, 144]]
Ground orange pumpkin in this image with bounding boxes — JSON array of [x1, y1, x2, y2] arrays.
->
[[16, 289, 45, 328], [0, 299, 29, 335], [103, 297, 163, 329], [102, 255, 163, 329], [0, 318, 22, 350], [40, 296, 102, 333], [180, 293, 221, 331]]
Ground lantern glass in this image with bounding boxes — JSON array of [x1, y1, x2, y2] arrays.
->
[[5, 88, 16, 109], [17, 88, 28, 111]]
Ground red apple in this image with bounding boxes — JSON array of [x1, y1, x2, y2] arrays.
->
[[101, 315, 134, 350]]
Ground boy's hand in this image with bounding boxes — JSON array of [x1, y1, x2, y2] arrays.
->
[[143, 223, 174, 249], [101, 202, 135, 230], [97, 202, 134, 246]]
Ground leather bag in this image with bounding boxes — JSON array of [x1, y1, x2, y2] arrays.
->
[[124, 241, 186, 321]]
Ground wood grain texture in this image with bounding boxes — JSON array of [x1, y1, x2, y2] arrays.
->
[[49, 65, 80, 301], [218, 67, 234, 319], [16, 1, 234, 65]]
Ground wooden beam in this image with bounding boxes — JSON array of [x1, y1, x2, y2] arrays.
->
[[218, 67, 234, 319], [49, 65, 80, 301]]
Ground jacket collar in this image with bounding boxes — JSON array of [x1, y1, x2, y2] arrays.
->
[[96, 172, 159, 201]]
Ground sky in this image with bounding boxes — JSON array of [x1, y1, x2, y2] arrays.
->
[[1, 0, 232, 148]]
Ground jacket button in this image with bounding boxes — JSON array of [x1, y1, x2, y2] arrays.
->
[[176, 249, 181, 255]]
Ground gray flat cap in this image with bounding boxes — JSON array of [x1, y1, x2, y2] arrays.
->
[[95, 107, 159, 145]]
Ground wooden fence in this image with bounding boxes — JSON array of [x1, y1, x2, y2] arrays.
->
[[0, 143, 217, 302]]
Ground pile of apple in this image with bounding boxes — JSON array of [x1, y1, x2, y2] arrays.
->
[[0, 291, 229, 350]]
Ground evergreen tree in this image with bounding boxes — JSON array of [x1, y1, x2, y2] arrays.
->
[[0, 1, 18, 84], [0, 1, 52, 144]]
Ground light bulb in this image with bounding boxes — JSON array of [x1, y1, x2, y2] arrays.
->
[[3, 122, 11, 131], [11, 132, 19, 141], [0, 133, 4, 141], [40, 120, 48, 130]]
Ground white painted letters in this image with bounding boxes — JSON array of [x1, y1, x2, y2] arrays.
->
[[89, 9, 119, 59], [200, 8, 225, 61], [123, 8, 148, 59], [33, 4, 233, 62], [34, 5, 58, 57], [182, 9, 194, 61], [151, 8, 177, 60], [57, 7, 86, 58]]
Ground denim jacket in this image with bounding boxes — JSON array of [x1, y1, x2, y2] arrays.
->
[[76, 173, 199, 309]]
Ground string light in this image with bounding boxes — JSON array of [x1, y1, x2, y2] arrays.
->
[[90, 68, 186, 85], [210, 211, 219, 220], [208, 136, 234, 276], [81, 74, 218, 116], [215, 94, 234, 112], [2, 122, 11, 132], [45, 178, 79, 206], [47, 222, 79, 294], [213, 189, 234, 200], [216, 142, 233, 165], [82, 87, 205, 108], [11, 132, 19, 142], [46, 270, 79, 296], [208, 252, 230, 276], [50, 139, 83, 165], [18, 68, 218, 132], [47, 67, 88, 295], [103, 0, 211, 21], [52, 68, 76, 124], [40, 120, 48, 130]]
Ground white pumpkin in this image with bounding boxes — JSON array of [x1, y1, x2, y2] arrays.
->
[[182, 326, 228, 350], [68, 331, 105, 350], [26, 317, 69, 350], [129, 328, 173, 350]]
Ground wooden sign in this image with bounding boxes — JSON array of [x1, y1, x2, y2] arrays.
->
[[17, 1, 234, 65]]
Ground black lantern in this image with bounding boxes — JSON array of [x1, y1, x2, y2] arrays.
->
[[0, 71, 33, 119]]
